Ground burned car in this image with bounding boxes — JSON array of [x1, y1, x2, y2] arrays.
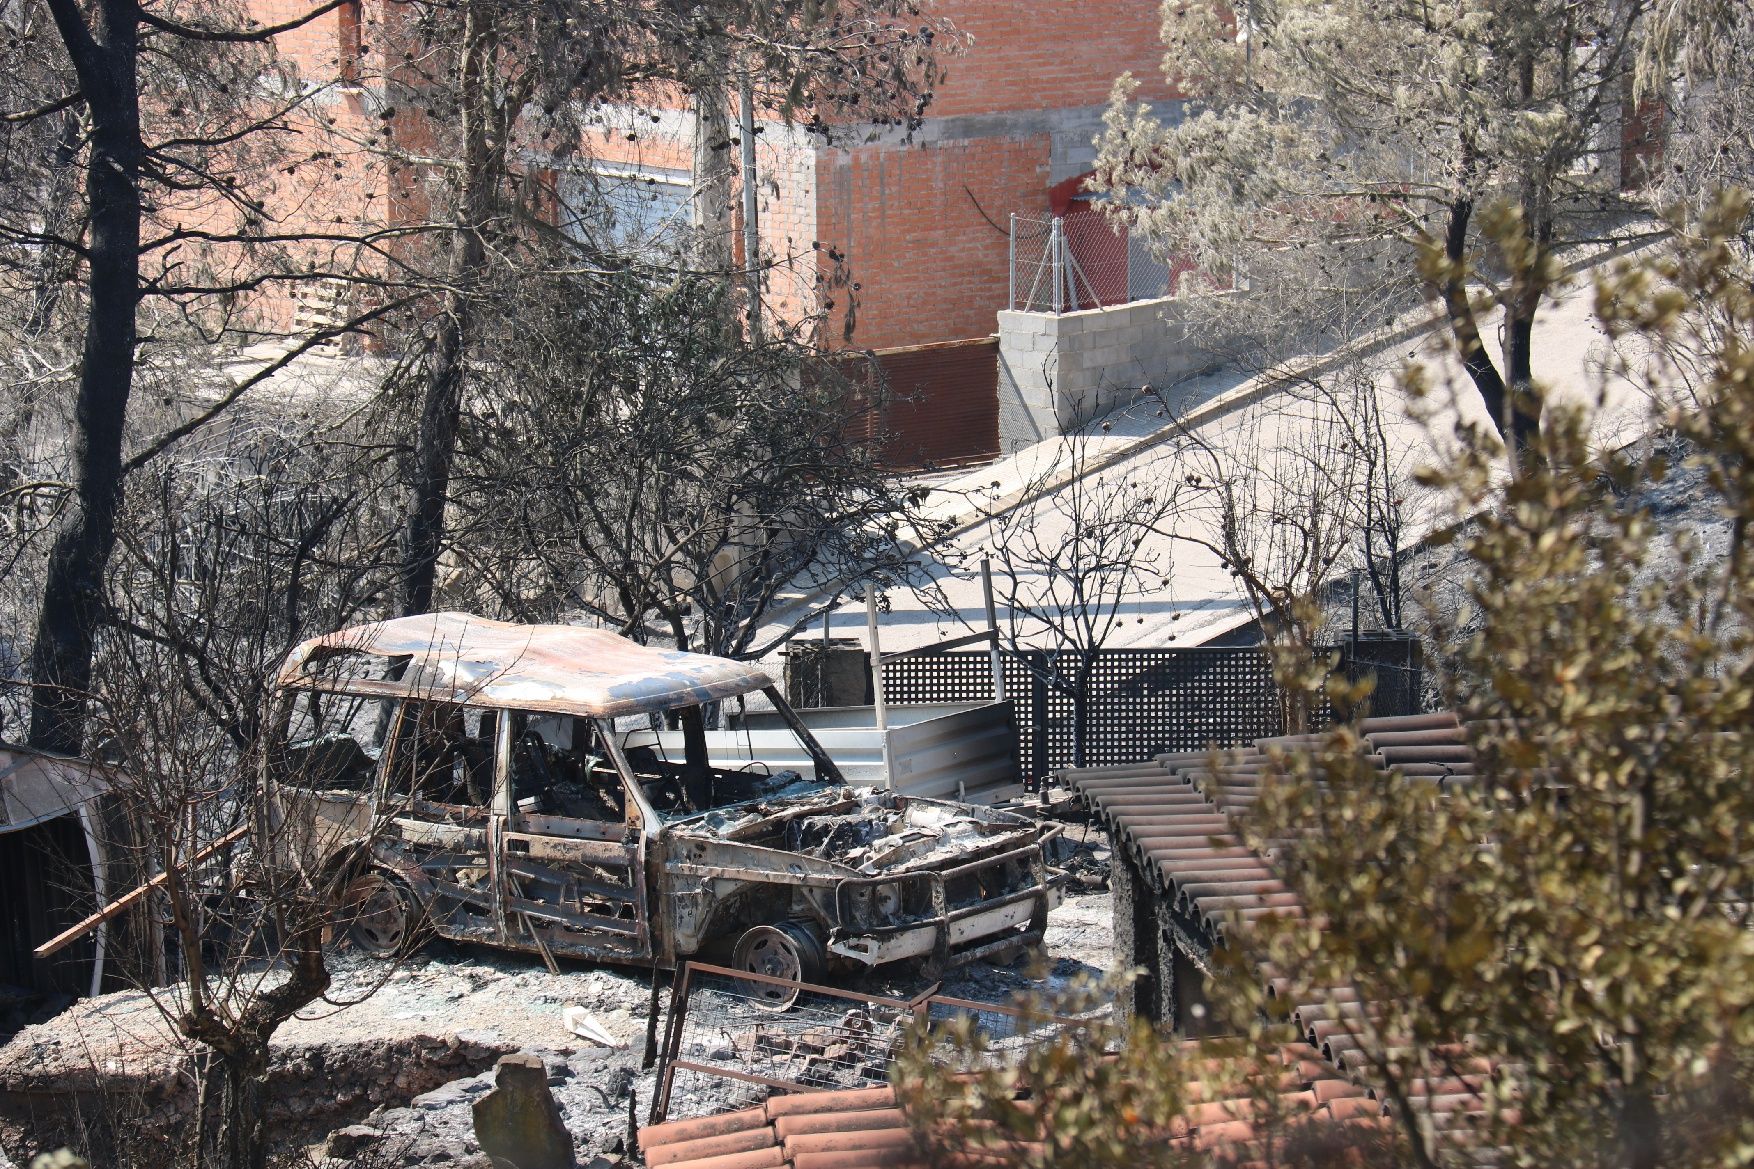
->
[[261, 613, 1061, 1002]]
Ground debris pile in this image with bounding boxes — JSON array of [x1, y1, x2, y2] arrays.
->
[[0, 890, 1112, 1168]]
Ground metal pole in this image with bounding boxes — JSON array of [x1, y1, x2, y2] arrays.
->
[[981, 557, 1006, 703], [1008, 213, 1017, 311], [1050, 217, 1065, 315], [1350, 567, 1362, 683], [865, 589, 893, 789], [738, 68, 762, 339], [865, 589, 888, 733], [820, 606, 831, 706]]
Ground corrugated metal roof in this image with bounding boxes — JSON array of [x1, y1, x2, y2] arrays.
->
[[1062, 712, 1501, 1142], [0, 746, 112, 833], [276, 612, 774, 719]]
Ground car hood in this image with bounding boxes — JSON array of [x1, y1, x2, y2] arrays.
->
[[666, 787, 1041, 875]]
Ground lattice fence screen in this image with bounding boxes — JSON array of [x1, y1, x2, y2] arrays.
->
[[879, 648, 1350, 777]]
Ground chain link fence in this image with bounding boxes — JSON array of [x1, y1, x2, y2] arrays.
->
[[1008, 210, 1180, 314]]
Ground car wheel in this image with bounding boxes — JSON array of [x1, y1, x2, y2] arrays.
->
[[731, 921, 827, 1011], [342, 873, 428, 960]]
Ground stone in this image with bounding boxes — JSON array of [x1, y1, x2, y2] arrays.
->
[[323, 1125, 385, 1159], [471, 1053, 575, 1169]]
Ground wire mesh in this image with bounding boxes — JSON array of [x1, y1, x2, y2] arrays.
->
[[1009, 210, 1177, 313], [916, 993, 1106, 1069], [655, 963, 923, 1121], [879, 647, 1352, 775], [652, 963, 1097, 1122]]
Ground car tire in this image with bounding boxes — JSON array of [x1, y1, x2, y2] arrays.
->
[[731, 921, 827, 1011], [341, 872, 429, 960]]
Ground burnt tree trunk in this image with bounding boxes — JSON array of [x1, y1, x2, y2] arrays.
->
[[396, 7, 493, 617], [193, 1045, 272, 1169], [398, 291, 473, 616], [1437, 197, 1520, 447], [1504, 171, 1555, 461], [183, 925, 332, 1169], [30, 0, 142, 754]]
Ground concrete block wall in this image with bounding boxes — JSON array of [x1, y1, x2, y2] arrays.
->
[[997, 296, 1197, 450]]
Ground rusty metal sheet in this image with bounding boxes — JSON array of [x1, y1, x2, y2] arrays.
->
[[503, 832, 631, 867], [276, 612, 773, 718]]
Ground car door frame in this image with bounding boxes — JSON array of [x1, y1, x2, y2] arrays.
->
[[371, 697, 503, 946], [495, 714, 656, 964]]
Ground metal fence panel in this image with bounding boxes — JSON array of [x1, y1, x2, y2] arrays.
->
[[651, 962, 1094, 1124], [877, 647, 1407, 777], [653, 963, 922, 1121]]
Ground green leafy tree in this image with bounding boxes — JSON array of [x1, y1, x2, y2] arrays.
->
[[897, 193, 1754, 1169]]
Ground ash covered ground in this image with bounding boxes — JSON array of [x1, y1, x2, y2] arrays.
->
[[0, 850, 1112, 1169]]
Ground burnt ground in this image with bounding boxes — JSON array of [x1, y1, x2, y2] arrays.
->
[[0, 856, 1113, 1169]]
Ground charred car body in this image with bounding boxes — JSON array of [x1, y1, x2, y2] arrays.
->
[[262, 614, 1061, 997]]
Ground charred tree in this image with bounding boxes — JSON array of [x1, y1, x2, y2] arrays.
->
[[28, 0, 142, 754]]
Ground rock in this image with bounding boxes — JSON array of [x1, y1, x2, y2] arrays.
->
[[324, 1125, 385, 1159], [471, 1053, 575, 1169], [29, 1153, 87, 1169], [415, 1083, 473, 1110]]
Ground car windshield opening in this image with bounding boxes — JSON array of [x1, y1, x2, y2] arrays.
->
[[615, 697, 838, 822]]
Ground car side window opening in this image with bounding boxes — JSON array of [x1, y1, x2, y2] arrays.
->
[[274, 690, 389, 791], [507, 712, 625, 823], [634, 702, 818, 820], [385, 700, 497, 809]]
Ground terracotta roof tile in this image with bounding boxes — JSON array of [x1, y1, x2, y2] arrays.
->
[[640, 1039, 1393, 1168], [642, 1087, 912, 1169], [1057, 712, 1516, 1151], [645, 1128, 778, 1168]]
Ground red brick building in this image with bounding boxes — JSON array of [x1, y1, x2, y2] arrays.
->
[[246, 1, 1185, 461]]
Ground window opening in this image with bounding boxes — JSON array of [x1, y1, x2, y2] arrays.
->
[[385, 700, 496, 809], [274, 689, 388, 791]]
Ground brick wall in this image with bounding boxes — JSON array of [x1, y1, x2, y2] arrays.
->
[[928, 0, 1184, 118], [246, 0, 350, 76], [815, 134, 1049, 351], [753, 123, 821, 330], [807, 0, 1187, 353], [224, 0, 1185, 373], [225, 1, 394, 336]]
